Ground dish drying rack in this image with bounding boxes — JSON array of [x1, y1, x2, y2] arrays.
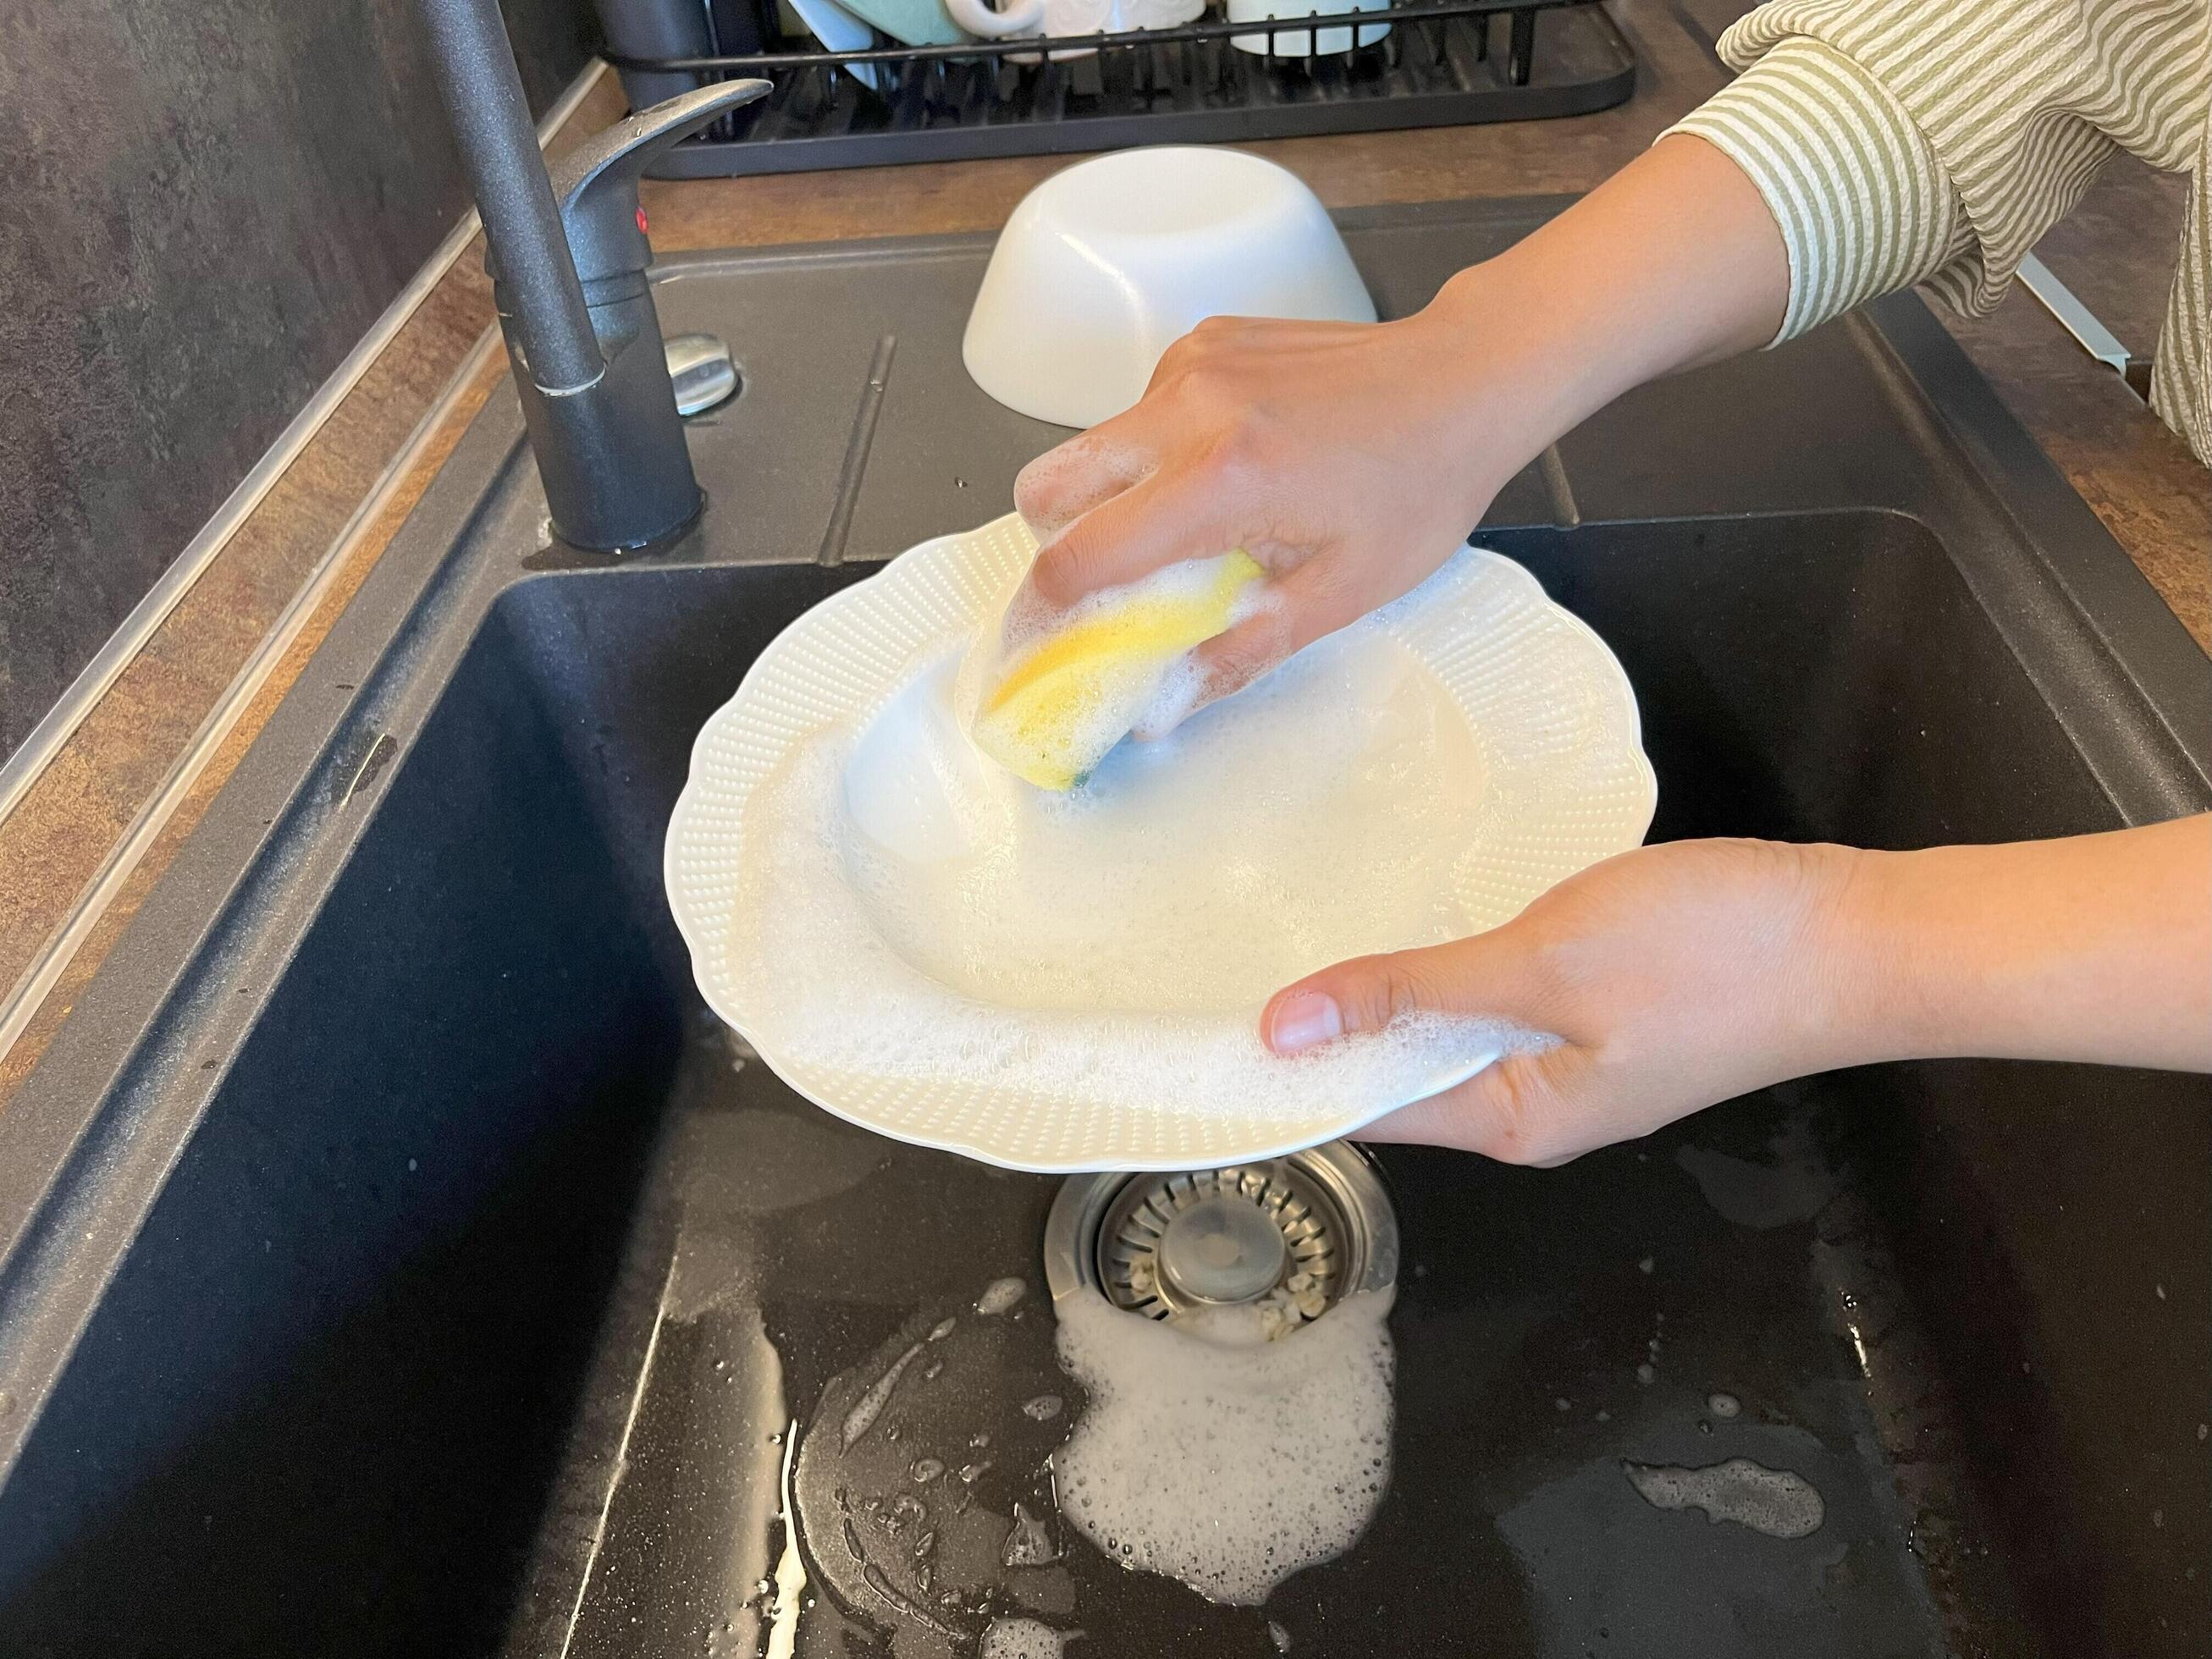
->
[[613, 0, 1635, 177]]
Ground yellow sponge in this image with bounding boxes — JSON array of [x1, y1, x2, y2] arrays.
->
[[970, 551, 1265, 790]]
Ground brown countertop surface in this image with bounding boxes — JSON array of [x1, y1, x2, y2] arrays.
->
[[0, 0, 2204, 1103]]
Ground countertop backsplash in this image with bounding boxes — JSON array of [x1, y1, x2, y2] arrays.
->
[[0, 0, 599, 767]]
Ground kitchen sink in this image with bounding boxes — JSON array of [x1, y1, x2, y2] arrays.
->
[[0, 201, 2204, 1658]]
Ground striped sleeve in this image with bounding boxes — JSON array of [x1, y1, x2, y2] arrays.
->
[[2149, 112, 2209, 463], [1668, 37, 1967, 340], [1662, 0, 2211, 343]]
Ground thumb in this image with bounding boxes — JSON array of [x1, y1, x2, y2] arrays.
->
[[1260, 929, 1560, 1055], [1262, 932, 1586, 1165]]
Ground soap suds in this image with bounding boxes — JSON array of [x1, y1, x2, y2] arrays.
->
[[727, 598, 1550, 1127], [1128, 648, 1213, 743], [980, 1616, 1078, 1659], [1621, 1457, 1825, 1539], [1050, 1287, 1394, 1604]]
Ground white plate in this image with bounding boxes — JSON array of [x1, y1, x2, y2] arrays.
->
[[666, 514, 1657, 1173]]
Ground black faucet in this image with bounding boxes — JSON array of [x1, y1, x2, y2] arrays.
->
[[414, 0, 768, 550]]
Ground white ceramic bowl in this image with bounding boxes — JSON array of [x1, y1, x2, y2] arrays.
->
[[962, 147, 1377, 430]]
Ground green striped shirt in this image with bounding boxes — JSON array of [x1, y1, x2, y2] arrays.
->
[[1668, 0, 2210, 467]]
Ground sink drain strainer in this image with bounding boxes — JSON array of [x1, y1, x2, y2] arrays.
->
[[1044, 1145, 1398, 1324]]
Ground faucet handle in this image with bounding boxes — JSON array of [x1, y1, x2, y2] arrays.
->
[[543, 80, 771, 289]]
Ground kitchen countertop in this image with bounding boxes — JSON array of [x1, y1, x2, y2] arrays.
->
[[0, 0, 2204, 1104]]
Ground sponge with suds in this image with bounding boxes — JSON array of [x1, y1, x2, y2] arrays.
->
[[968, 550, 1265, 790]]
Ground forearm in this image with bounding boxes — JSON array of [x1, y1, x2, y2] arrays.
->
[[1827, 816, 2212, 1072], [1412, 134, 1789, 499]]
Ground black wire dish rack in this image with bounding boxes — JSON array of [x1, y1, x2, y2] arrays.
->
[[610, 0, 1636, 176]]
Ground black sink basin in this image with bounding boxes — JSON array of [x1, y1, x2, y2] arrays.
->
[[0, 201, 2204, 1658]]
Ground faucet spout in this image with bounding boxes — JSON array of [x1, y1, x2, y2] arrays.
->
[[413, 0, 768, 549], [416, 0, 604, 398]]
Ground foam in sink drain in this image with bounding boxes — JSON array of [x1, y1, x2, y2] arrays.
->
[[1050, 1286, 1396, 1604]]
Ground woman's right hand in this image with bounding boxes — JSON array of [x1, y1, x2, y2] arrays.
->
[[1012, 295, 1525, 730], [1008, 134, 1791, 733]]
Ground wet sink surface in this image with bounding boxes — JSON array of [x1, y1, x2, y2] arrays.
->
[[531, 1017, 1959, 1658], [0, 202, 2206, 1658]]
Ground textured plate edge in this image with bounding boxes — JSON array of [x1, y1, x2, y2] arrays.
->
[[731, 1034, 1509, 1176], [1463, 548, 1661, 843]]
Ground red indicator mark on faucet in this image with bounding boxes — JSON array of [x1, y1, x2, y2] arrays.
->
[[637, 207, 650, 234]]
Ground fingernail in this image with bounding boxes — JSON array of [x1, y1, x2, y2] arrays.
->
[[1268, 992, 1343, 1054]]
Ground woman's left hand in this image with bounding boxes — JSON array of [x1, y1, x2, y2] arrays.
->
[[1262, 817, 2212, 1164], [1260, 838, 1868, 1164]]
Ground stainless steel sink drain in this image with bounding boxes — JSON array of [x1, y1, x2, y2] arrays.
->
[[1044, 1144, 1398, 1324]]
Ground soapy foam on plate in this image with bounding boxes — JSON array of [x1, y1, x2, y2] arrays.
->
[[880, 628, 1474, 1010], [1050, 1287, 1394, 1604], [725, 589, 1548, 1129]]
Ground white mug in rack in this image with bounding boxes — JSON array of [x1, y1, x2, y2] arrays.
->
[[1227, 0, 1388, 56], [945, 0, 1204, 61]]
